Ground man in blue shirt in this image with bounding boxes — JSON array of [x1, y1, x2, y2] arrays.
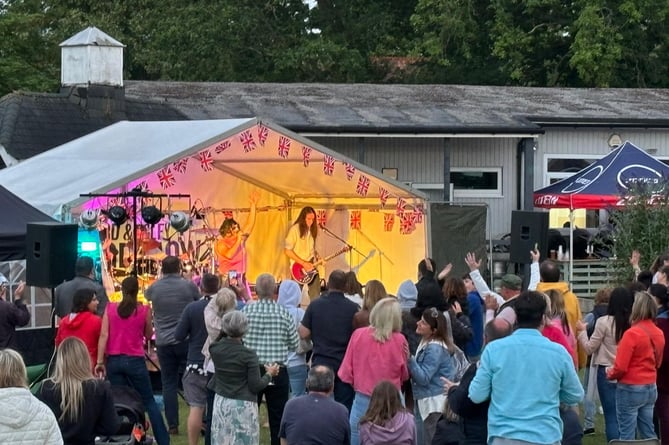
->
[[469, 290, 584, 445]]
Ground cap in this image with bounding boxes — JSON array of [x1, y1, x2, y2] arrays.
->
[[500, 274, 522, 291]]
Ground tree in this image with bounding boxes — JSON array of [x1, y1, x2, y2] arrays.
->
[[607, 181, 669, 285]]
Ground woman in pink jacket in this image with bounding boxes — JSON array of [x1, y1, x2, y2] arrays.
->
[[339, 297, 410, 445]]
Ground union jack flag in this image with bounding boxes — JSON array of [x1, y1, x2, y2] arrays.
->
[[378, 187, 390, 207], [137, 180, 150, 191], [172, 158, 188, 174], [302, 146, 312, 167], [240, 130, 257, 153], [323, 155, 335, 176], [356, 175, 370, 196], [223, 210, 233, 219], [278, 136, 291, 159], [316, 210, 327, 226], [350, 211, 362, 230], [157, 167, 175, 189], [257, 124, 269, 146], [400, 212, 415, 235], [197, 150, 214, 172], [214, 140, 231, 154], [384, 213, 394, 232], [412, 204, 424, 224], [343, 162, 356, 181], [396, 197, 406, 216]]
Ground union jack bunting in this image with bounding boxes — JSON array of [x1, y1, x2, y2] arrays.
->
[[214, 140, 231, 154], [257, 124, 269, 146], [356, 175, 370, 196], [378, 187, 390, 207], [343, 162, 356, 181], [396, 197, 406, 216], [302, 146, 312, 167], [240, 130, 257, 153], [172, 158, 188, 174], [350, 211, 362, 230], [157, 167, 175, 189], [399, 212, 415, 235], [223, 210, 233, 219], [412, 204, 424, 224], [278, 136, 291, 159], [323, 155, 335, 176], [138, 180, 150, 191], [197, 150, 214, 172], [316, 210, 327, 226], [384, 213, 394, 232]]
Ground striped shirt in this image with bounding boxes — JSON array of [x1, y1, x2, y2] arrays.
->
[[242, 299, 299, 365]]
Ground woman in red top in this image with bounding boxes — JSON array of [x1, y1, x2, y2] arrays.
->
[[608, 291, 665, 440], [55, 288, 101, 370]]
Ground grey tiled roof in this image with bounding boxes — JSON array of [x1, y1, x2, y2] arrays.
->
[[0, 90, 186, 160], [124, 81, 669, 132]]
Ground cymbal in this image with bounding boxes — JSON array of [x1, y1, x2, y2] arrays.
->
[[141, 238, 161, 252], [191, 228, 218, 235]]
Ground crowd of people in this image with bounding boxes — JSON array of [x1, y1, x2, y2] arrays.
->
[[4, 206, 669, 445]]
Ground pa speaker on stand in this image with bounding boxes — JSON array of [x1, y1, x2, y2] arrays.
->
[[25, 222, 78, 288], [509, 211, 549, 264]]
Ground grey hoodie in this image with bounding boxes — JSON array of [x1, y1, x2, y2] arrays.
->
[[277, 280, 307, 367]]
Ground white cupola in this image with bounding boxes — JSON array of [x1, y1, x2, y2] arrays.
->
[[60, 26, 125, 87]]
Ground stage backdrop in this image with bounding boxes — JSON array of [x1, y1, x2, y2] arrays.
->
[[0, 119, 429, 293]]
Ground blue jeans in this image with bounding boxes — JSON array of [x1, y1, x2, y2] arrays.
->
[[616, 383, 658, 440], [288, 365, 308, 399], [156, 342, 188, 429], [349, 392, 371, 445], [598, 366, 619, 441], [106, 355, 171, 445]]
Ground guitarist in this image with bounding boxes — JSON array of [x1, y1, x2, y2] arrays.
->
[[284, 206, 321, 301]]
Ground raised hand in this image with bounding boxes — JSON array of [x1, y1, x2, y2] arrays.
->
[[530, 249, 540, 263], [485, 294, 499, 311], [465, 252, 481, 271], [249, 190, 260, 204]]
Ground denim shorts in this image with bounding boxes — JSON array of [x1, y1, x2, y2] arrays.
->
[[182, 371, 210, 407]]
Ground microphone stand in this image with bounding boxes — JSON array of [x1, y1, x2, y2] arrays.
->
[[354, 228, 394, 282], [318, 224, 362, 255]]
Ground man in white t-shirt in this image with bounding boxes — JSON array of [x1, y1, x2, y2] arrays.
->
[[284, 207, 321, 300]]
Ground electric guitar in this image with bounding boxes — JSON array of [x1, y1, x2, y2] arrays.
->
[[291, 245, 351, 285]]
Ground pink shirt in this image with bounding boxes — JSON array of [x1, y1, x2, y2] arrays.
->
[[338, 326, 409, 396], [105, 303, 149, 357], [215, 236, 244, 275]]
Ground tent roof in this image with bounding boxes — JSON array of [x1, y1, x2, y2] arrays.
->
[[533, 141, 669, 210], [0, 118, 426, 215], [0, 185, 55, 261]]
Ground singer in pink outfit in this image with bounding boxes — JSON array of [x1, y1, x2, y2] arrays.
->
[[214, 192, 259, 290]]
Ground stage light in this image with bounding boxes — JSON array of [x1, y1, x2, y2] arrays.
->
[[141, 205, 163, 225], [79, 209, 99, 229], [169, 212, 191, 233], [104, 205, 128, 225]]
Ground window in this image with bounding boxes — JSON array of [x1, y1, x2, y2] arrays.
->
[[451, 167, 502, 198]]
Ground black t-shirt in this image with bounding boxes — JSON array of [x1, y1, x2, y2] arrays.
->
[[301, 291, 359, 370]]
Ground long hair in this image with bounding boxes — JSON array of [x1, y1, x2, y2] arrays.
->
[[442, 277, 469, 315], [0, 349, 27, 388], [362, 280, 387, 311], [344, 271, 363, 296], [608, 287, 634, 342], [218, 218, 240, 237], [49, 337, 94, 422], [631, 291, 658, 324], [359, 381, 405, 427], [369, 297, 401, 342], [118, 276, 139, 319], [422, 307, 455, 354], [545, 289, 571, 336], [293, 206, 318, 239]]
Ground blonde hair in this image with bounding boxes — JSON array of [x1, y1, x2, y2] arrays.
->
[[49, 337, 94, 422], [212, 288, 237, 316], [0, 349, 27, 388], [369, 297, 401, 342], [363, 280, 388, 311], [631, 291, 658, 324]]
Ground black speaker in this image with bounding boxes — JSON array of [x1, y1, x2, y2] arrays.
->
[[26, 222, 78, 287], [509, 211, 549, 264]]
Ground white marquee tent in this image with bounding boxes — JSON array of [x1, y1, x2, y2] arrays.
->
[[0, 118, 428, 291]]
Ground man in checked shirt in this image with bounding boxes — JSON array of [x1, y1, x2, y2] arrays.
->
[[242, 273, 299, 445]]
